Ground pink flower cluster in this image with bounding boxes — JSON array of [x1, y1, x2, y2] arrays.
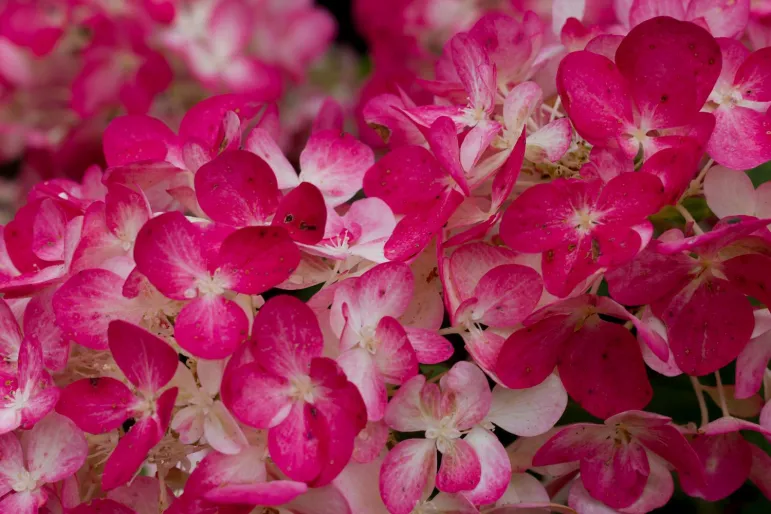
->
[[2, 1, 771, 514], [0, 0, 336, 189]]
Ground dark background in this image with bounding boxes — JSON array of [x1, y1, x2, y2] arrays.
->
[[317, 0, 367, 53]]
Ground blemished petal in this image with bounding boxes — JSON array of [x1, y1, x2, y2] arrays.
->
[[23, 412, 88, 484], [102, 393, 175, 491], [664, 278, 755, 376], [133, 211, 209, 300], [268, 402, 322, 483], [734, 46, 771, 102], [559, 320, 653, 419], [251, 295, 324, 378], [708, 105, 771, 170], [224, 364, 291, 429], [56, 377, 134, 434], [556, 51, 633, 146], [216, 225, 301, 295], [384, 374, 431, 432], [379, 439, 437, 514], [53, 269, 142, 351], [373, 317, 419, 385], [102, 114, 176, 167], [384, 190, 464, 262], [596, 171, 665, 223], [405, 327, 454, 365], [203, 400, 249, 455], [439, 361, 492, 430], [307, 357, 368, 486], [194, 150, 280, 227], [299, 129, 375, 208], [461, 427, 511, 505], [108, 320, 179, 393], [362, 145, 447, 214], [272, 182, 328, 245], [679, 432, 752, 501], [494, 316, 573, 389], [337, 347, 387, 422], [174, 295, 249, 359], [470, 264, 543, 327], [487, 375, 568, 437], [436, 438, 482, 493], [703, 167, 757, 219], [580, 441, 649, 509], [355, 262, 415, 328], [616, 16, 721, 129]]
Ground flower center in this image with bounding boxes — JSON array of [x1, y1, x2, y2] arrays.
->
[[358, 326, 379, 355], [289, 374, 316, 404], [425, 416, 461, 453], [572, 208, 600, 233], [12, 469, 37, 493]]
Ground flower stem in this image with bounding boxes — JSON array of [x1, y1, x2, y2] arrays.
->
[[690, 376, 709, 427], [676, 204, 704, 235], [715, 371, 730, 417]]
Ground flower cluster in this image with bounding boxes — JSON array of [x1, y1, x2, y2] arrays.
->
[[0, 0, 340, 201], [2, 1, 771, 514]]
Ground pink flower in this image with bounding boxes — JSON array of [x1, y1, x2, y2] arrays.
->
[[534, 411, 704, 509], [223, 295, 367, 486], [56, 320, 179, 490], [0, 337, 59, 434], [379, 361, 560, 513], [494, 295, 664, 419], [705, 39, 771, 169], [0, 412, 87, 512], [606, 218, 771, 375], [558, 17, 720, 161], [71, 15, 172, 117], [500, 173, 663, 298], [133, 212, 300, 358], [329, 262, 452, 420]]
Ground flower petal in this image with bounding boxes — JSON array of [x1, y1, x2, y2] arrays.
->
[[109, 320, 179, 392]]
